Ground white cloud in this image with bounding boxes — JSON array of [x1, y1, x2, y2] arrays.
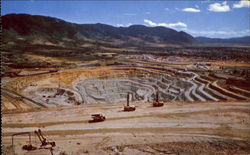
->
[[233, 0, 250, 8], [208, 1, 230, 12], [144, 19, 157, 26], [116, 23, 132, 27], [222, 1, 227, 5], [182, 8, 201, 12], [116, 24, 124, 27], [144, 19, 187, 28]]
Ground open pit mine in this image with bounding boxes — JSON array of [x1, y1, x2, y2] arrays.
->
[[2, 54, 250, 155]]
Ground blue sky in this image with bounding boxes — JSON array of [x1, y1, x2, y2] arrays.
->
[[2, 0, 250, 38]]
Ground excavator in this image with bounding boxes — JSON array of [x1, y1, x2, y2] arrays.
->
[[11, 129, 55, 154], [34, 129, 56, 148], [153, 90, 164, 107], [12, 132, 37, 151], [124, 92, 136, 111]]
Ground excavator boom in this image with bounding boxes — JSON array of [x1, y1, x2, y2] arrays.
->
[[34, 129, 56, 148]]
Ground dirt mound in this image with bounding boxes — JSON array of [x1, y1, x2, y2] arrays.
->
[[105, 140, 250, 155]]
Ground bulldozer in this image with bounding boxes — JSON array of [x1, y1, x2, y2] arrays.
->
[[34, 129, 56, 149], [89, 113, 106, 123], [124, 92, 136, 111], [153, 91, 164, 107]]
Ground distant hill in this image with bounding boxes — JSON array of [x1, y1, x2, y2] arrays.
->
[[2, 14, 250, 47], [196, 36, 250, 45], [2, 14, 195, 47]]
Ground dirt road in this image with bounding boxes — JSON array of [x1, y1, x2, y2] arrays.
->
[[2, 101, 250, 155]]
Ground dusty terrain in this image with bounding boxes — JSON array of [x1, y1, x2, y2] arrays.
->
[[2, 54, 250, 155], [2, 101, 250, 155]]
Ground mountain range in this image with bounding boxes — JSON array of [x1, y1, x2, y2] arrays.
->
[[2, 14, 250, 47]]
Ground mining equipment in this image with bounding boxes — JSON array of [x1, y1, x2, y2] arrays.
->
[[89, 114, 106, 122], [34, 129, 56, 148], [12, 132, 37, 151], [153, 91, 164, 107], [124, 92, 136, 111], [49, 69, 59, 73]]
